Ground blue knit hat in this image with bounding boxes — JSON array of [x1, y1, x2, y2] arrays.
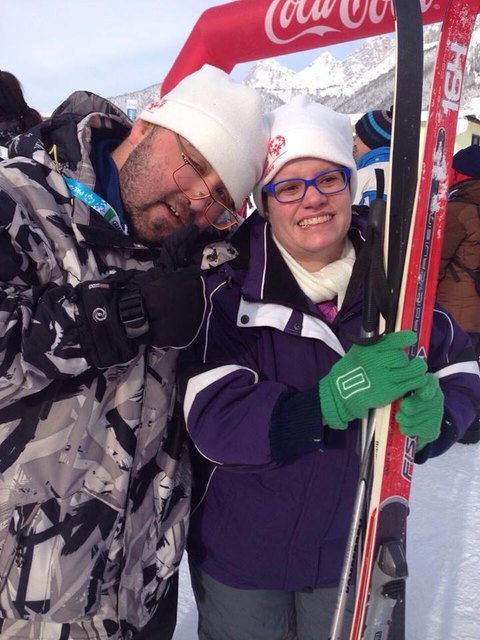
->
[[452, 144, 480, 178], [355, 107, 393, 150]]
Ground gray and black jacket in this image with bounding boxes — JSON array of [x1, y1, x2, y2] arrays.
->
[[0, 92, 191, 639]]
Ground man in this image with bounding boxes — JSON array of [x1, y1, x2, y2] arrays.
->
[[438, 144, 480, 444], [0, 64, 268, 640], [352, 106, 392, 206]]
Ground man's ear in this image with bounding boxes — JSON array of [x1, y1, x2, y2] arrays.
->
[[111, 120, 154, 170], [129, 119, 154, 145]]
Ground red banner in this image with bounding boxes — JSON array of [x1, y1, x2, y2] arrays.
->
[[162, 0, 451, 95]]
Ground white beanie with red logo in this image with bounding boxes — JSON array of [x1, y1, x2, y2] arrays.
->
[[253, 95, 357, 215], [139, 64, 269, 210]]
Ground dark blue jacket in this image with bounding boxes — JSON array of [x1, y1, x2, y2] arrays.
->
[[181, 212, 480, 591]]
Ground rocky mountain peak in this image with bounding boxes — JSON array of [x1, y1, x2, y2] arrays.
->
[[109, 19, 480, 118]]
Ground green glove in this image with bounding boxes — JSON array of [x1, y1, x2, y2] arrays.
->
[[319, 330, 427, 429], [396, 373, 444, 451]]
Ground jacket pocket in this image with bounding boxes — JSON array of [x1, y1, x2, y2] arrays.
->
[[0, 491, 122, 623]]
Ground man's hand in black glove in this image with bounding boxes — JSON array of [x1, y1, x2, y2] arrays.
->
[[75, 226, 206, 369], [121, 266, 206, 348], [153, 224, 201, 272]]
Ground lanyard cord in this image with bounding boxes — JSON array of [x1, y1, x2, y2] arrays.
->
[[63, 176, 128, 235]]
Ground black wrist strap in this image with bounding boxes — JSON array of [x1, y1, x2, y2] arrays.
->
[[118, 289, 149, 339]]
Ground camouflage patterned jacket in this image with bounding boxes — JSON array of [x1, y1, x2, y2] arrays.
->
[[0, 92, 191, 639]]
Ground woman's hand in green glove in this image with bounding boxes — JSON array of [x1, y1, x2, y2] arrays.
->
[[396, 373, 444, 451], [319, 330, 428, 429]]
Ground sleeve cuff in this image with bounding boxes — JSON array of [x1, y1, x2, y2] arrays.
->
[[270, 387, 324, 463], [414, 410, 458, 463]]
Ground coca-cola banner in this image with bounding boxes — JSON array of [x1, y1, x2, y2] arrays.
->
[[162, 0, 451, 95]]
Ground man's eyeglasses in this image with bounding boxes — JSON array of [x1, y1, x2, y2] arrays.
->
[[263, 167, 351, 204], [172, 134, 239, 231]]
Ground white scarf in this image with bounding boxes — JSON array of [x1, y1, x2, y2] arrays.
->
[[272, 234, 356, 309]]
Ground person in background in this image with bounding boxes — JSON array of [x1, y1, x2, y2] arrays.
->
[[0, 70, 43, 158], [353, 106, 392, 206], [438, 144, 480, 444], [179, 95, 480, 640], [0, 64, 268, 640]]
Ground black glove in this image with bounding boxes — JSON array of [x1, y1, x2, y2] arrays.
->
[[76, 266, 206, 369], [153, 224, 200, 272], [124, 266, 206, 347]]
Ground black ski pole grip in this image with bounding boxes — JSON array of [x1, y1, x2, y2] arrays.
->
[[362, 196, 387, 335]]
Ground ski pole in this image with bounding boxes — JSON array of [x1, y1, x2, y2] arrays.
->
[[329, 189, 388, 640]]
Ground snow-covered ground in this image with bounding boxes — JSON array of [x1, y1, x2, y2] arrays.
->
[[173, 442, 480, 640], [406, 441, 480, 640]]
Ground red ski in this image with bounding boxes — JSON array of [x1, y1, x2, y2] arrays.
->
[[348, 1, 479, 639]]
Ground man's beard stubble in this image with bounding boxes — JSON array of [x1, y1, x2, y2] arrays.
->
[[118, 130, 174, 246]]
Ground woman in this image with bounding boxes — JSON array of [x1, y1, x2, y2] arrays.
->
[[180, 96, 480, 640], [0, 70, 42, 158]]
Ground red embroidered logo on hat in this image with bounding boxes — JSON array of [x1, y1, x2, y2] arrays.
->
[[262, 135, 287, 178], [268, 135, 286, 158], [146, 98, 167, 111]]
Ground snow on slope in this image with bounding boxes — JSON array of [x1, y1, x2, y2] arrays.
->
[[173, 442, 480, 639], [407, 443, 480, 640]]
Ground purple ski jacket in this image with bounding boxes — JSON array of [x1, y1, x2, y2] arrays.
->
[[180, 212, 480, 592]]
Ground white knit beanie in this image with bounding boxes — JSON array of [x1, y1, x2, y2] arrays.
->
[[139, 64, 269, 210], [253, 95, 357, 215]]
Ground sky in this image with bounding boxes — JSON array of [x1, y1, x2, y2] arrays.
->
[[1, 0, 363, 114], [173, 441, 480, 639]]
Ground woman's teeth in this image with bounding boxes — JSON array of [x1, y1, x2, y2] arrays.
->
[[298, 214, 332, 228]]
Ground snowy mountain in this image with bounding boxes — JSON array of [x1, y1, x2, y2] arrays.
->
[[110, 19, 480, 116], [244, 33, 398, 111], [108, 83, 160, 120], [244, 20, 480, 113]]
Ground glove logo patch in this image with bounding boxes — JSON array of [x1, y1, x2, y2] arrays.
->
[[336, 366, 371, 399], [92, 306, 108, 322]]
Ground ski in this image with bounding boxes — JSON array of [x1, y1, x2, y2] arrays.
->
[[348, 1, 479, 639], [329, 1, 424, 638]]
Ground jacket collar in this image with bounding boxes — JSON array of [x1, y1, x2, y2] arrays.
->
[[8, 92, 164, 255], [236, 297, 347, 356], [230, 212, 365, 319], [356, 146, 390, 169], [448, 177, 480, 203]]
